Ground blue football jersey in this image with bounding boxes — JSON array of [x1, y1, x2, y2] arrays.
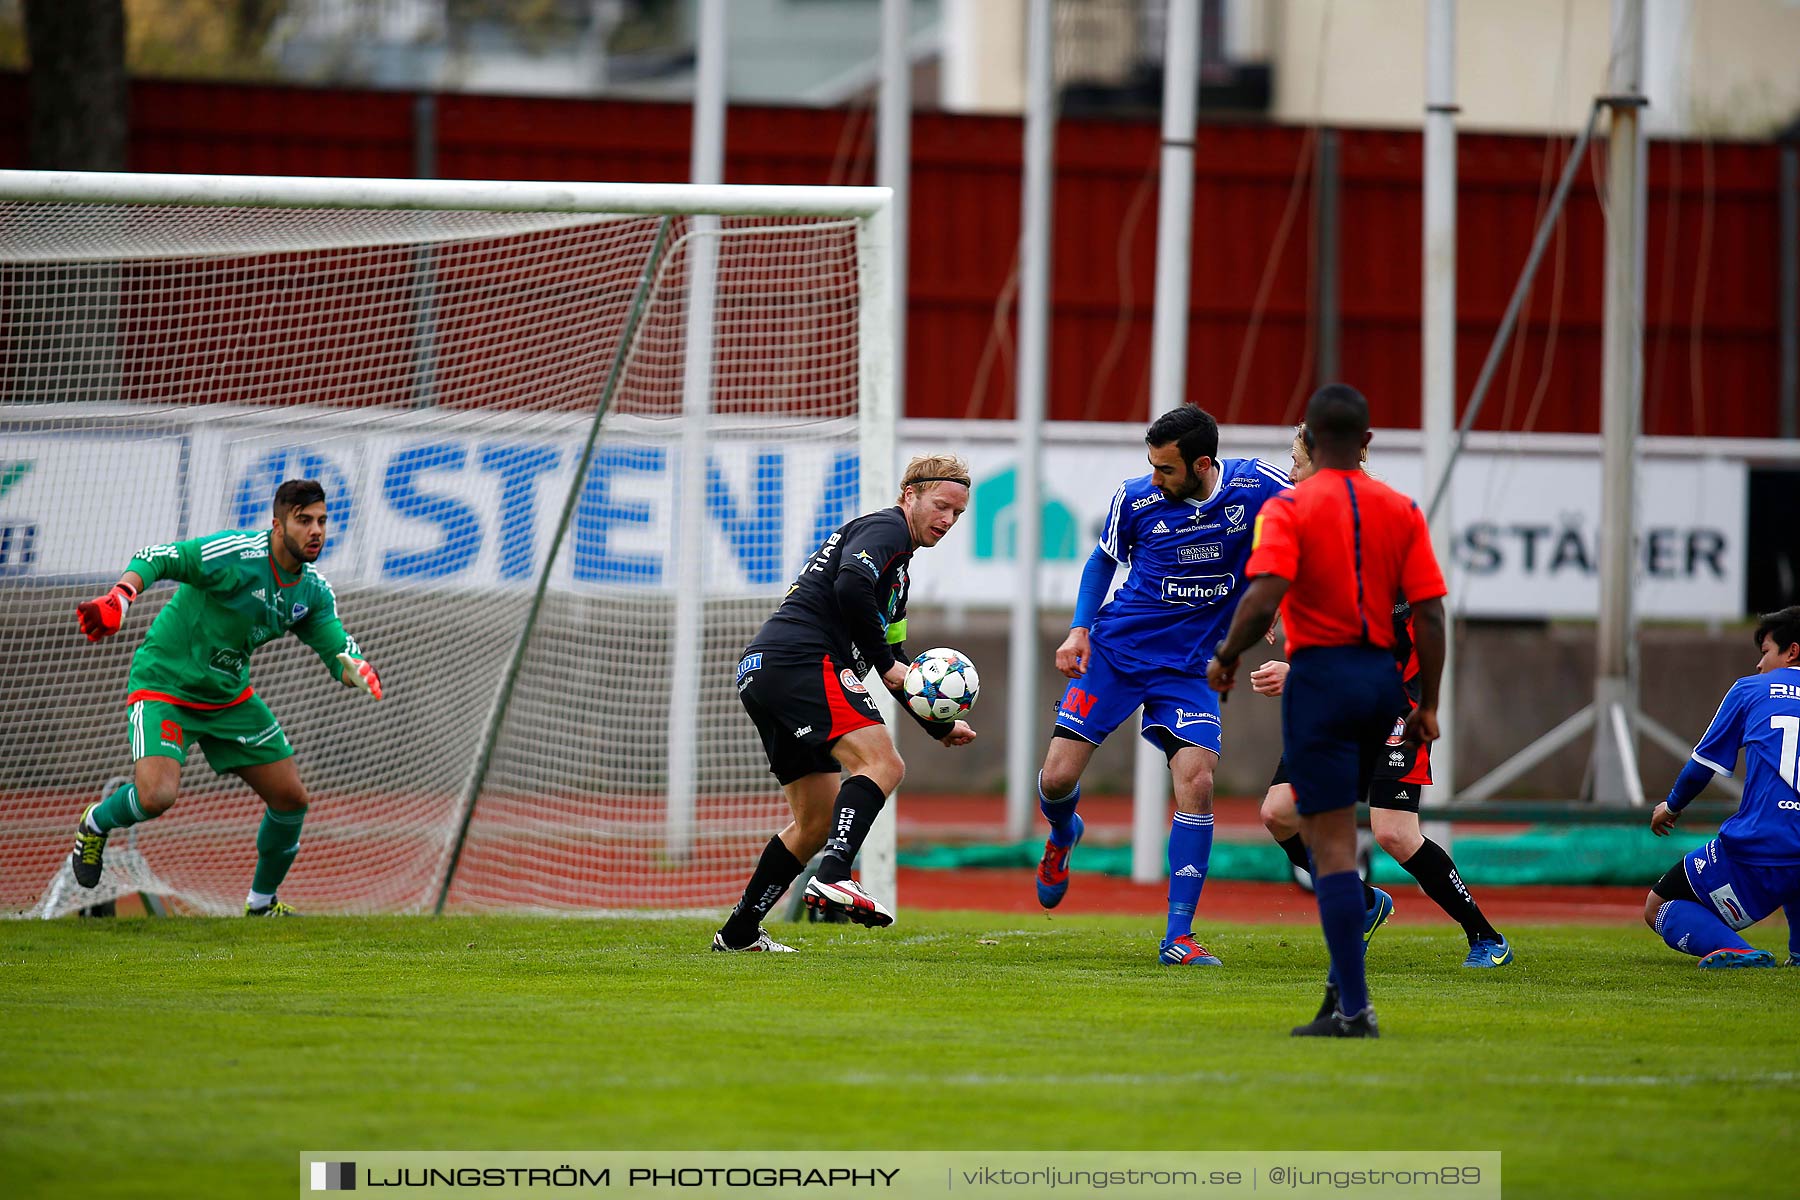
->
[[1690, 665, 1800, 864], [1089, 457, 1291, 674]]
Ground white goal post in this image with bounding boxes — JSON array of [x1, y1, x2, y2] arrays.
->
[[0, 168, 898, 917]]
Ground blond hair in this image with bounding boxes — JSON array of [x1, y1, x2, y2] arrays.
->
[[1290, 424, 1367, 473], [899, 453, 972, 501]]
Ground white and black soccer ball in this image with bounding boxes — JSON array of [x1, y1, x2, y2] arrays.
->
[[901, 647, 980, 723]]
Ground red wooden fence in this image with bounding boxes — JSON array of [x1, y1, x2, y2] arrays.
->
[[1, 73, 1788, 436]]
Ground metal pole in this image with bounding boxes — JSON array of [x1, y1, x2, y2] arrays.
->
[[866, 0, 914, 903], [436, 219, 675, 914], [1007, 0, 1054, 841], [410, 93, 439, 410], [1422, 0, 1457, 817], [1315, 127, 1340, 388], [1782, 140, 1797, 440], [1592, 0, 1647, 804], [667, 0, 727, 858], [1132, 0, 1201, 884], [1424, 101, 1601, 524], [879, 0, 911, 418]]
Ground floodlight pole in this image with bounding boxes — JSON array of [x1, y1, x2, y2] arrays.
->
[[1132, 0, 1201, 884], [1590, 0, 1648, 805], [667, 0, 727, 859], [1007, 0, 1054, 841], [1422, 0, 1458, 811]]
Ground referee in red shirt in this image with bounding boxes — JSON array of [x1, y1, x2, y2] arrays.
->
[[1207, 385, 1447, 1038]]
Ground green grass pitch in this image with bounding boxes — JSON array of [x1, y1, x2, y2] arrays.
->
[[1, 915, 1793, 1199]]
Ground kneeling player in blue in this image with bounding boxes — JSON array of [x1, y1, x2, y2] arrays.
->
[[1646, 605, 1800, 969], [1033, 406, 1289, 964]]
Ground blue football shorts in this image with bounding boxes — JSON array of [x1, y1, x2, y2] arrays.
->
[[1052, 637, 1222, 756], [1677, 837, 1800, 930]]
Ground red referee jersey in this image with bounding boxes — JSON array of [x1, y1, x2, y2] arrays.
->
[[1244, 468, 1446, 654]]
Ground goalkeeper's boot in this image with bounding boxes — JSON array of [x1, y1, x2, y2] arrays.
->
[[1363, 887, 1394, 945], [1462, 935, 1514, 968], [70, 803, 111, 889], [245, 898, 299, 917], [1034, 812, 1084, 909], [711, 928, 797, 953], [803, 877, 895, 928], [1291, 1005, 1379, 1039], [1696, 947, 1776, 969], [1158, 934, 1222, 966]]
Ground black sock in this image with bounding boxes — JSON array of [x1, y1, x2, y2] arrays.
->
[[1277, 833, 1312, 873], [1400, 837, 1500, 943], [814, 775, 887, 884], [720, 836, 805, 946], [1279, 833, 1376, 908]]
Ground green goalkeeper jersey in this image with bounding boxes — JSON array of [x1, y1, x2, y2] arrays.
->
[[124, 529, 361, 708]]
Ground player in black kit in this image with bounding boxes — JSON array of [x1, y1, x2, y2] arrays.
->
[[713, 455, 978, 952]]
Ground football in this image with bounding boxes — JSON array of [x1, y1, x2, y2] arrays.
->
[[901, 647, 980, 722]]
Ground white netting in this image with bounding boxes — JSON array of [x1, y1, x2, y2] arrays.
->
[[0, 194, 881, 916]]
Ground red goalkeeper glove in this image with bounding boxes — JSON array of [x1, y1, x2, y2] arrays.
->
[[77, 583, 137, 642], [337, 652, 383, 700]]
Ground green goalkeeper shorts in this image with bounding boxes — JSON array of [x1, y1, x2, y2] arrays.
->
[[127, 695, 294, 774]]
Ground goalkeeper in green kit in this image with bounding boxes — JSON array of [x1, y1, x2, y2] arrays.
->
[[70, 479, 382, 915]]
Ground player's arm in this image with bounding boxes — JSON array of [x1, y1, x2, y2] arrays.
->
[[77, 534, 219, 642], [1208, 497, 1295, 693], [1397, 503, 1450, 747], [1058, 545, 1118, 678], [830, 520, 908, 686], [290, 591, 383, 700], [1653, 682, 1748, 834], [1209, 575, 1287, 694], [1402, 596, 1446, 746]]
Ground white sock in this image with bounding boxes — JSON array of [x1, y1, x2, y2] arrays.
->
[[246, 889, 276, 909]]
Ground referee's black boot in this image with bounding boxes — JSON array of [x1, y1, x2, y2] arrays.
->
[[1311, 980, 1340, 1025], [1291, 1005, 1379, 1039]]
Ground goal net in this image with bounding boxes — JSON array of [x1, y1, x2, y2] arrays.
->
[[0, 170, 895, 917]]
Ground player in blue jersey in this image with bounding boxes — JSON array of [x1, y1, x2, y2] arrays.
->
[[1645, 605, 1800, 968], [1033, 406, 1290, 965]]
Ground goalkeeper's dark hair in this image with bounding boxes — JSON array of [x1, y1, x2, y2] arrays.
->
[[1144, 405, 1219, 469], [274, 478, 327, 518], [1753, 606, 1800, 656]]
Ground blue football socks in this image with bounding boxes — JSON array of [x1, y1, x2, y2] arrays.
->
[[1315, 870, 1369, 1016], [1038, 774, 1081, 848], [1164, 811, 1214, 943], [1654, 899, 1753, 959]]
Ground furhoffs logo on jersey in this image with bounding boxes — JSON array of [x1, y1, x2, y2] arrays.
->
[[840, 668, 868, 694], [1161, 574, 1235, 605], [1224, 504, 1247, 532]]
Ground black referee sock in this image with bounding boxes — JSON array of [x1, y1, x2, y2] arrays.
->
[[814, 775, 888, 884], [720, 836, 805, 947], [1278, 833, 1376, 909], [1399, 837, 1500, 944]]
